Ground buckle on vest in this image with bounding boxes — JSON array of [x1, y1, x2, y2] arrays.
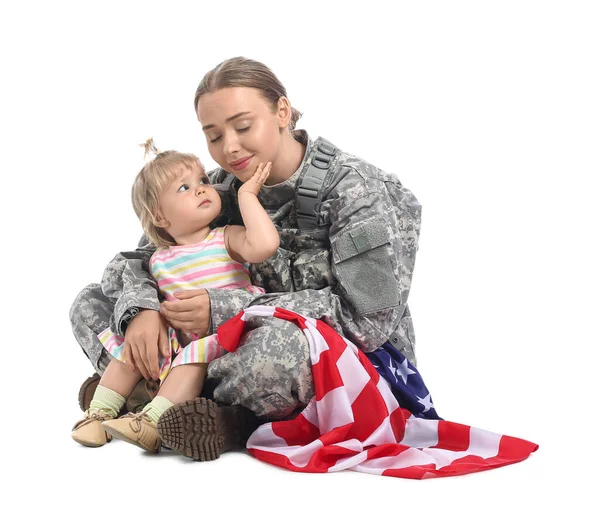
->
[[312, 154, 331, 170]]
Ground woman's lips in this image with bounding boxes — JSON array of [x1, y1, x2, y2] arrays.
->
[[229, 155, 253, 171]]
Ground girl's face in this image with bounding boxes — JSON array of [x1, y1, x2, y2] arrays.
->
[[158, 162, 221, 244], [197, 87, 287, 182]]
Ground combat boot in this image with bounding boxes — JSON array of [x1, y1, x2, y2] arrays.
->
[[157, 397, 260, 461]]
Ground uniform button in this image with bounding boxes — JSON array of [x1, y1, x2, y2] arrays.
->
[[392, 337, 399, 343]]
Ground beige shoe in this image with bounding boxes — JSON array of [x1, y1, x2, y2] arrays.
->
[[72, 410, 114, 447], [102, 412, 161, 453]]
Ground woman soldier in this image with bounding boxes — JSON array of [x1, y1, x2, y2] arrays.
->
[[70, 56, 422, 460]]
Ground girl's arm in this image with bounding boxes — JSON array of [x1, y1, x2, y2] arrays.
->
[[225, 162, 280, 264]]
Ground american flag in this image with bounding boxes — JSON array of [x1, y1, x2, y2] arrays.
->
[[217, 306, 538, 479]]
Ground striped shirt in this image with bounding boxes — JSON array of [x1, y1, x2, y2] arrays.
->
[[150, 226, 265, 301]]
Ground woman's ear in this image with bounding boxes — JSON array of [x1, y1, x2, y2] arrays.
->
[[277, 96, 292, 129]]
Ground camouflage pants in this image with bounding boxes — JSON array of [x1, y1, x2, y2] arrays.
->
[[69, 284, 314, 418]]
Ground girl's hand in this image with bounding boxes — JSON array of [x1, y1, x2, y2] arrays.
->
[[161, 289, 211, 337], [238, 161, 271, 197], [123, 309, 170, 381]]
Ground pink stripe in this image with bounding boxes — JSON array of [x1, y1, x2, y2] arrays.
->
[[157, 263, 247, 287], [154, 238, 226, 263], [152, 230, 226, 262]]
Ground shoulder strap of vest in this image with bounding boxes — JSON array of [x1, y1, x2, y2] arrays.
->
[[296, 138, 340, 230]]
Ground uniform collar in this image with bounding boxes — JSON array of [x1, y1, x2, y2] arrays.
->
[[258, 131, 312, 208]]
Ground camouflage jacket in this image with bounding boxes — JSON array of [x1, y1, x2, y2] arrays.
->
[[100, 132, 421, 358]]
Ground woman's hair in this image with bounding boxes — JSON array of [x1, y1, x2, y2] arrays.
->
[[132, 138, 205, 248], [194, 57, 304, 141]]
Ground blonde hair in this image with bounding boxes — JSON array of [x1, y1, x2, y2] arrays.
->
[[132, 138, 205, 248], [194, 57, 304, 141]]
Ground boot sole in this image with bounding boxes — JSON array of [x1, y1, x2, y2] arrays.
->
[[157, 398, 259, 462]]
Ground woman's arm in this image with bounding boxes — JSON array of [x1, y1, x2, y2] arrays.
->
[[324, 165, 421, 354], [100, 235, 160, 335], [100, 236, 170, 380]]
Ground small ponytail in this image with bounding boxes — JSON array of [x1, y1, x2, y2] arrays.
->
[[139, 138, 161, 161]]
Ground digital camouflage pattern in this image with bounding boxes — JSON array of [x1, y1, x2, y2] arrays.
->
[[70, 132, 421, 418]]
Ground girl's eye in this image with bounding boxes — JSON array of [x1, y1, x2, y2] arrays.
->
[[209, 136, 222, 144], [200, 177, 210, 185], [237, 126, 250, 133], [177, 184, 189, 193]]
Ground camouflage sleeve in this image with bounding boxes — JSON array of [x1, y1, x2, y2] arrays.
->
[[100, 235, 160, 335], [205, 288, 261, 332], [326, 167, 421, 352]]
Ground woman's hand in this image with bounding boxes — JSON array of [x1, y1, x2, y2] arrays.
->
[[161, 289, 211, 337], [123, 309, 170, 381], [238, 161, 271, 197]]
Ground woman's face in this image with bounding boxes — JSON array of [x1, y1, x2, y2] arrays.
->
[[197, 87, 285, 182]]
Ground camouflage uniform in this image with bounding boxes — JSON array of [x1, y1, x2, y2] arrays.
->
[[70, 132, 421, 419]]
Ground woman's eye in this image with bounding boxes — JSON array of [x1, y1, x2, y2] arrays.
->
[[177, 184, 189, 193], [209, 136, 222, 144], [237, 126, 250, 133]]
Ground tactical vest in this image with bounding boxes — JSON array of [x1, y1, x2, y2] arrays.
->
[[296, 137, 340, 230], [295, 138, 406, 355]]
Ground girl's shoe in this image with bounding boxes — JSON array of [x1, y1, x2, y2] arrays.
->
[[72, 410, 114, 447], [102, 412, 161, 453]]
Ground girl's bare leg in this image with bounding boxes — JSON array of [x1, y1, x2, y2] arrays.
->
[[99, 358, 143, 398], [157, 363, 207, 404], [72, 359, 142, 447]]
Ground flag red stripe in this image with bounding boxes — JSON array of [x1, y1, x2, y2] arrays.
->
[[271, 414, 321, 447], [434, 420, 471, 451]]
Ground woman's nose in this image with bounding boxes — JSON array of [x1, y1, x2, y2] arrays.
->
[[223, 133, 240, 156]]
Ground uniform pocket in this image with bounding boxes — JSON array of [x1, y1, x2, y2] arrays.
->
[[332, 222, 400, 315]]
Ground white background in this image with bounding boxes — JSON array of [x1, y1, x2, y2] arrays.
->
[[1, 0, 598, 502]]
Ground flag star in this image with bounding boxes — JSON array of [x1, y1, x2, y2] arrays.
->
[[416, 393, 434, 413], [387, 357, 398, 383], [396, 358, 417, 385]]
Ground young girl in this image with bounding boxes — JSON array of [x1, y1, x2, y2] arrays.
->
[[71, 139, 279, 452]]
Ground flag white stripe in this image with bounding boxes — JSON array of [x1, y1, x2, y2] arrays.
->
[[422, 448, 473, 470], [242, 306, 275, 320], [401, 416, 440, 448], [336, 346, 371, 405], [247, 424, 326, 468], [315, 386, 355, 433], [303, 323, 329, 365], [356, 447, 434, 473], [468, 427, 502, 458], [327, 447, 369, 472], [376, 374, 400, 416]]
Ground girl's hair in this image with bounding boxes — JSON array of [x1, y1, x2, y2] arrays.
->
[[194, 57, 304, 142], [132, 138, 205, 248]]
